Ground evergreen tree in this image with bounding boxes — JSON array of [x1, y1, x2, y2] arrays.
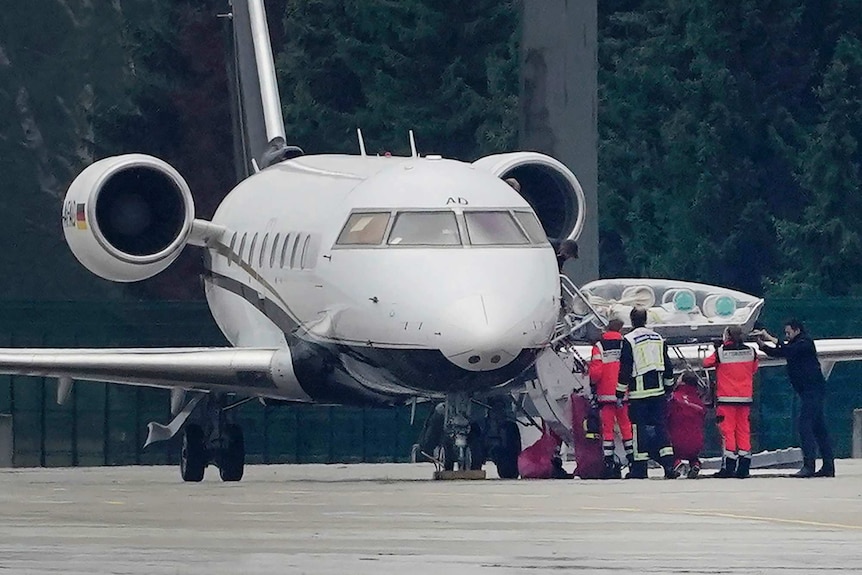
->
[[276, 0, 519, 159], [0, 0, 128, 300], [771, 31, 862, 295], [597, 0, 814, 295]]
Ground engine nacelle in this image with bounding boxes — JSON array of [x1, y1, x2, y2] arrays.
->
[[61, 154, 195, 282], [472, 152, 586, 241]]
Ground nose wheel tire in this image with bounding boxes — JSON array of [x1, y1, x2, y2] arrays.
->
[[493, 421, 521, 479], [180, 424, 206, 482]]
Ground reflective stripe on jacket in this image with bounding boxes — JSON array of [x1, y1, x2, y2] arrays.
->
[[703, 342, 758, 404], [589, 331, 623, 403], [617, 327, 675, 400]]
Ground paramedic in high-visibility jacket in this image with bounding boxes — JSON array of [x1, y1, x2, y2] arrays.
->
[[703, 325, 759, 478], [616, 306, 678, 479], [589, 317, 634, 478]]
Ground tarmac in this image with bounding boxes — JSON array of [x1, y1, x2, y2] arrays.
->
[[0, 460, 861, 574]]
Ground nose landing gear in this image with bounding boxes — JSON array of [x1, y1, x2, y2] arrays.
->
[[411, 393, 522, 480]]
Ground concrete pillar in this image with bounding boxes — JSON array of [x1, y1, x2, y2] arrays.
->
[[0, 414, 12, 468], [521, 0, 599, 286], [853, 409, 862, 458]]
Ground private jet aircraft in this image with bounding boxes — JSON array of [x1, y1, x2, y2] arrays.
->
[[5, 1, 862, 482]]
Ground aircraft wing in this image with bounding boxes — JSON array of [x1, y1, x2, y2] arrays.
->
[[0, 347, 291, 397], [668, 338, 862, 377]]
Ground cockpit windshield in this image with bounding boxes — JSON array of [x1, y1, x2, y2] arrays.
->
[[513, 211, 548, 244], [387, 211, 461, 245], [335, 212, 390, 245], [334, 209, 548, 248], [464, 211, 530, 245]]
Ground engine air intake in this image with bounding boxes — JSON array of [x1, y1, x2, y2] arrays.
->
[[96, 167, 187, 257]]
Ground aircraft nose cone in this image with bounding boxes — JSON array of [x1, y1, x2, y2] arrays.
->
[[438, 294, 529, 371]]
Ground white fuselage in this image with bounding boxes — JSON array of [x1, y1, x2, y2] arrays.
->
[[203, 155, 560, 400]]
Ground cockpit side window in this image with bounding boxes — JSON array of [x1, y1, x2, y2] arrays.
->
[[336, 212, 391, 245], [387, 211, 461, 246], [513, 210, 549, 244], [464, 211, 530, 245]]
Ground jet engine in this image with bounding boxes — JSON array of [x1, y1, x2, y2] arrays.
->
[[61, 154, 195, 282], [472, 152, 586, 241]]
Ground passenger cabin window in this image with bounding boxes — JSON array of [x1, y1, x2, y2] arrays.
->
[[249, 233, 258, 264], [238, 233, 247, 262], [228, 232, 237, 267], [513, 211, 548, 244], [290, 234, 302, 268], [388, 211, 460, 246], [336, 212, 390, 245], [300, 235, 312, 269], [280, 233, 291, 268], [260, 233, 269, 267], [465, 211, 530, 245]]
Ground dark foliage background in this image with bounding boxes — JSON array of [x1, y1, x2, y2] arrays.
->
[[1, 0, 859, 300]]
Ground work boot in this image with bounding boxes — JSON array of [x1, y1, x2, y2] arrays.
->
[[735, 456, 751, 479], [713, 457, 737, 478], [626, 460, 648, 479], [600, 456, 619, 479], [793, 458, 816, 478], [661, 455, 679, 479], [814, 459, 835, 477], [551, 456, 574, 479], [623, 454, 636, 479], [687, 462, 701, 479]]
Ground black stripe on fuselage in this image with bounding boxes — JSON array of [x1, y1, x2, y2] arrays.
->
[[203, 270, 539, 400], [287, 334, 539, 402]]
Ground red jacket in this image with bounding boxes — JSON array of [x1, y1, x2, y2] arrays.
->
[[589, 331, 623, 403], [703, 341, 758, 404]]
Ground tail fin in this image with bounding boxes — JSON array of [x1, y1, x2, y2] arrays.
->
[[225, 0, 301, 181]]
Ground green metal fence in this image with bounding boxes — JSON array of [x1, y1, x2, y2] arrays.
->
[[0, 298, 860, 467]]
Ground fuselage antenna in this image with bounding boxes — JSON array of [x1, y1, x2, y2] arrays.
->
[[409, 130, 418, 158], [357, 128, 367, 157]]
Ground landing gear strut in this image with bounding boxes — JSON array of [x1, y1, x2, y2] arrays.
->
[[441, 392, 483, 473]]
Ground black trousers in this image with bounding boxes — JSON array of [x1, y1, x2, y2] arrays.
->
[[628, 395, 673, 463], [799, 389, 833, 462]]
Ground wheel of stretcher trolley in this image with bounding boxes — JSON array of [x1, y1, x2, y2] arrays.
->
[[702, 294, 736, 318], [180, 424, 206, 482]]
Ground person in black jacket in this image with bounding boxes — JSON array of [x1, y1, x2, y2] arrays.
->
[[617, 307, 679, 479], [754, 319, 835, 477]]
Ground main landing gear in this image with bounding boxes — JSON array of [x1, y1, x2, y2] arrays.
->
[[179, 394, 246, 482]]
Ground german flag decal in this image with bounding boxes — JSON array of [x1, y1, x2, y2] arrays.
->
[[75, 203, 87, 230]]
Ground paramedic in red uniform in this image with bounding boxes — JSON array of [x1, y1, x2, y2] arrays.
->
[[703, 326, 759, 478], [589, 318, 634, 478]]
